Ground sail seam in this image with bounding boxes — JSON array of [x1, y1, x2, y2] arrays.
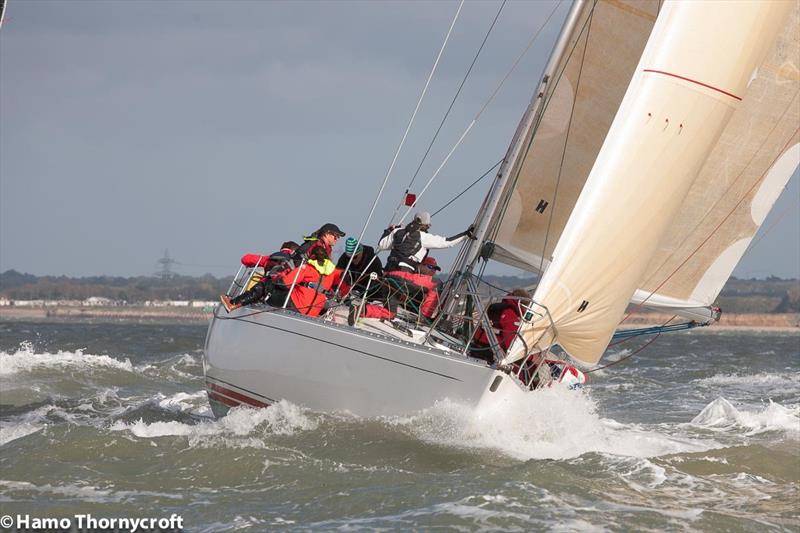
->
[[642, 69, 742, 101]]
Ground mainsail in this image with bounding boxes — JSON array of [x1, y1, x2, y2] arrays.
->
[[501, 0, 796, 365], [486, 0, 660, 273]]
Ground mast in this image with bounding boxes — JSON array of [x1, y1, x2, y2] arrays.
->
[[460, 0, 592, 273]]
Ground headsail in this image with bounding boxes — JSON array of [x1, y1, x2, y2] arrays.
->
[[504, 0, 795, 365], [633, 3, 800, 317], [486, 0, 660, 273]]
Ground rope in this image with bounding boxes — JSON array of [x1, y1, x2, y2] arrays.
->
[[431, 159, 502, 217], [397, 0, 508, 216], [584, 331, 662, 373], [580, 314, 678, 373], [337, 0, 464, 294], [395, 0, 565, 227]]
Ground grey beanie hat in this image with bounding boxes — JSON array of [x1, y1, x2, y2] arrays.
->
[[414, 211, 432, 225]]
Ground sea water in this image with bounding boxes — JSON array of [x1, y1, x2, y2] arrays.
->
[[0, 321, 797, 531]]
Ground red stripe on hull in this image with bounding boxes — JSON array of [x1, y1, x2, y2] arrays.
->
[[206, 382, 270, 408], [208, 390, 241, 408], [642, 69, 742, 101]]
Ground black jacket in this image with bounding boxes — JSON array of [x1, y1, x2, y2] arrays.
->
[[336, 245, 383, 290]]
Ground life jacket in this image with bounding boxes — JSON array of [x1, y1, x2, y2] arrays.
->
[[276, 265, 345, 317], [385, 224, 423, 272]]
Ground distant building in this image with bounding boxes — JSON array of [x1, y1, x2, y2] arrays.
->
[[84, 296, 113, 306], [12, 300, 45, 307]]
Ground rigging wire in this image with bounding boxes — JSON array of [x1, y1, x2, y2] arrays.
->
[[431, 159, 502, 217], [584, 322, 670, 373], [337, 0, 465, 293], [395, 0, 565, 227], [394, 0, 508, 222]]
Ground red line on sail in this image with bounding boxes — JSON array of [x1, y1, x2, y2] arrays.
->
[[643, 69, 742, 101], [207, 382, 269, 408]]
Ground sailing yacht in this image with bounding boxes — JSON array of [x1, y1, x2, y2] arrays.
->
[[203, 0, 799, 418]]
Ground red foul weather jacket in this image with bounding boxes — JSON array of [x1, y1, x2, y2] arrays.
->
[[276, 264, 346, 317], [473, 297, 522, 352]]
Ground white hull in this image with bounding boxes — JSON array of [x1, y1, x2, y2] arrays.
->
[[203, 306, 526, 417]]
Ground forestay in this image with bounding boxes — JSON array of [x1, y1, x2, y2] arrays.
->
[[504, 0, 794, 365]]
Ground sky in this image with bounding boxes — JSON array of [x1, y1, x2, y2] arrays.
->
[[1, 0, 798, 280]]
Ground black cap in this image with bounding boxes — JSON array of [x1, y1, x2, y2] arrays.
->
[[318, 223, 345, 237]]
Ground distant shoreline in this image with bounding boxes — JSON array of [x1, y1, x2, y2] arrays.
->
[[0, 305, 797, 331]]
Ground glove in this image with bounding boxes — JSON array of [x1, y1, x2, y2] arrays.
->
[[380, 224, 400, 240], [447, 225, 476, 241]]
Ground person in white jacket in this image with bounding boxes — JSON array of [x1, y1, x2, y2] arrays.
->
[[378, 211, 474, 318]]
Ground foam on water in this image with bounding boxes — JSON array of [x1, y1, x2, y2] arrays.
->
[[696, 372, 800, 392], [691, 397, 800, 435], [0, 341, 133, 376], [109, 400, 318, 446], [0, 480, 182, 504], [0, 421, 44, 446], [391, 385, 718, 461], [155, 390, 212, 416]]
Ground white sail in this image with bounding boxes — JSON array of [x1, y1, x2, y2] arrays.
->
[[505, 0, 794, 365], [633, 3, 800, 316], [487, 0, 659, 273]]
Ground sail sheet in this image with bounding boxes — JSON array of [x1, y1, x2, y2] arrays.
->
[[633, 3, 800, 312], [489, 0, 660, 273], [505, 0, 794, 365]]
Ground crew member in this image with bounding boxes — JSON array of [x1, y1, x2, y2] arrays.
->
[[378, 211, 473, 319], [470, 288, 530, 363], [221, 224, 345, 314], [350, 255, 444, 325], [292, 223, 346, 266], [336, 237, 383, 298]]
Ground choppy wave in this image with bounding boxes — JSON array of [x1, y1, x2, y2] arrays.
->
[[109, 399, 318, 447], [0, 480, 183, 504], [691, 397, 800, 435], [0, 341, 134, 376], [388, 385, 717, 461], [696, 372, 800, 390]]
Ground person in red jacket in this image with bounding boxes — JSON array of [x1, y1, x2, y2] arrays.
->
[[273, 246, 347, 317], [469, 288, 530, 364], [350, 255, 442, 324], [221, 226, 345, 314]]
